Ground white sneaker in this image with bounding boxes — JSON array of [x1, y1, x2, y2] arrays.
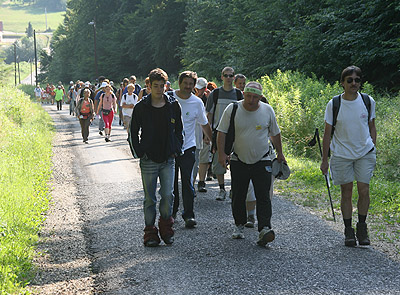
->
[[232, 225, 245, 239], [216, 189, 226, 201], [257, 226, 275, 246]]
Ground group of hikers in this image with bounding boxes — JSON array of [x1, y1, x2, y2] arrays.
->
[[46, 64, 376, 249]]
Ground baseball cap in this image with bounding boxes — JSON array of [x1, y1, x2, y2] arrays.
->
[[195, 77, 208, 89], [85, 81, 90, 87], [100, 82, 108, 88]]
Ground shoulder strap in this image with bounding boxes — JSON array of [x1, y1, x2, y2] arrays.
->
[[211, 88, 220, 130], [331, 95, 341, 136], [360, 93, 371, 122], [235, 88, 242, 101]]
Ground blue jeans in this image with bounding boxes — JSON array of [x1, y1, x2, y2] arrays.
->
[[140, 156, 175, 227], [173, 147, 196, 220]]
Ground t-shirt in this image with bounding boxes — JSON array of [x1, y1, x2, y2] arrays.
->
[[172, 91, 208, 151], [324, 93, 376, 159], [54, 88, 64, 101], [217, 101, 280, 164], [101, 93, 116, 110], [205, 87, 243, 129], [34, 87, 41, 97], [146, 105, 169, 163], [80, 100, 91, 114], [121, 93, 139, 117]]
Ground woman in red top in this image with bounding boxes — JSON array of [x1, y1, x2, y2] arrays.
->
[[76, 89, 95, 144], [97, 83, 117, 142]]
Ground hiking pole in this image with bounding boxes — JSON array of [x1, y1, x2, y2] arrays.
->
[[308, 128, 336, 222]]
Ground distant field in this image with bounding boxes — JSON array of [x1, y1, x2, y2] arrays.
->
[[0, 2, 65, 32]]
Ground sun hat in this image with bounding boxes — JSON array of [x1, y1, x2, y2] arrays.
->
[[271, 159, 291, 180], [195, 77, 208, 89]]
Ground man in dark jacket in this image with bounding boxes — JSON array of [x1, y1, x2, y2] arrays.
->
[[128, 68, 183, 247]]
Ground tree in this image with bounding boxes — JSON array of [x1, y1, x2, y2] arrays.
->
[[25, 22, 33, 38]]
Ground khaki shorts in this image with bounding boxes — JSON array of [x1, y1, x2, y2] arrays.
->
[[123, 115, 131, 129], [199, 142, 212, 164], [330, 148, 376, 185], [211, 152, 226, 175]]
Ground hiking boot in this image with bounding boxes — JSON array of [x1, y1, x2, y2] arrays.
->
[[185, 218, 197, 228], [257, 227, 275, 246], [356, 222, 370, 246], [197, 181, 207, 193], [245, 215, 255, 228], [232, 225, 245, 239], [158, 217, 175, 245], [344, 227, 357, 247], [216, 189, 226, 201], [143, 226, 161, 247]]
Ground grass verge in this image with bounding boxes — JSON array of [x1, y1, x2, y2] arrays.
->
[[0, 85, 54, 294]]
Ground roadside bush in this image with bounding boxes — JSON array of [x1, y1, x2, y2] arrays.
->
[[0, 86, 54, 293]]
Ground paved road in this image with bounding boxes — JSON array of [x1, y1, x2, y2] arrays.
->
[[48, 106, 400, 294]]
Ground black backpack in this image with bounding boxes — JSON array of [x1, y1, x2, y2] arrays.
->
[[331, 93, 371, 136]]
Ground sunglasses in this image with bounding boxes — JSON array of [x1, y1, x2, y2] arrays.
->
[[346, 77, 361, 84], [223, 74, 234, 78]]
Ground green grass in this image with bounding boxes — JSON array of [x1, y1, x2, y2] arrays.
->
[[0, 2, 64, 33], [0, 61, 32, 87], [0, 86, 54, 294]]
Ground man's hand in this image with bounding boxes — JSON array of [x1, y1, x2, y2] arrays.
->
[[320, 160, 329, 175], [218, 153, 230, 169]]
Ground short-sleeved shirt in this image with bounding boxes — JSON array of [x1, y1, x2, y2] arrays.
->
[[54, 88, 64, 101], [34, 87, 42, 97], [217, 101, 280, 164], [324, 93, 376, 159], [121, 93, 139, 117], [205, 87, 243, 129], [172, 91, 208, 151]]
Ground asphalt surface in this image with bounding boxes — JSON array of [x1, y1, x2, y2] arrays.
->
[[50, 106, 400, 295]]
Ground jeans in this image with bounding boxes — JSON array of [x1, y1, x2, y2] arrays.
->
[[230, 160, 272, 231], [140, 156, 175, 227], [173, 147, 196, 220]]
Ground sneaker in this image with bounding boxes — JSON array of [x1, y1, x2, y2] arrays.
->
[[344, 227, 357, 247], [245, 215, 255, 228], [257, 227, 275, 246], [232, 225, 245, 239], [99, 131, 103, 136], [356, 222, 370, 246], [185, 218, 197, 228], [206, 176, 212, 181], [144, 239, 160, 247], [198, 181, 207, 193], [105, 137, 110, 142], [216, 189, 226, 201]]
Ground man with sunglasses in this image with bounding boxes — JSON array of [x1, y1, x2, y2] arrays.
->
[[206, 67, 244, 201], [321, 65, 377, 247]]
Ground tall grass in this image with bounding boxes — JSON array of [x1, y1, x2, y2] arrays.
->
[[262, 70, 400, 225], [0, 86, 54, 294]]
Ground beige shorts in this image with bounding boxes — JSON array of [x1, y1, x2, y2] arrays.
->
[[199, 142, 212, 164], [330, 148, 376, 185], [211, 152, 226, 175], [123, 115, 131, 129]]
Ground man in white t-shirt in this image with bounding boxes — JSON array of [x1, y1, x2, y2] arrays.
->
[[121, 83, 139, 131], [217, 81, 286, 247], [171, 71, 212, 228], [321, 65, 376, 247], [34, 85, 42, 102]]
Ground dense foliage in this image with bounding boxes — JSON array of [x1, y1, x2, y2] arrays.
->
[[41, 0, 400, 90]]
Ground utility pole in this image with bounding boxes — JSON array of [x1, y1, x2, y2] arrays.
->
[[14, 43, 17, 86], [45, 7, 48, 31], [17, 58, 21, 84], [88, 19, 98, 77], [34, 29, 38, 87]]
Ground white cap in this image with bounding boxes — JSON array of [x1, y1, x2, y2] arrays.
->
[[70, 81, 74, 85], [195, 77, 208, 89], [85, 81, 90, 87], [100, 82, 108, 88]]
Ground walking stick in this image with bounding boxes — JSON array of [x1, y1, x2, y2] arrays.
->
[[308, 128, 336, 222]]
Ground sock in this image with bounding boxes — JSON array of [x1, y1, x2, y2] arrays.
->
[[219, 184, 225, 191], [344, 218, 352, 228], [358, 214, 367, 224], [248, 209, 256, 216]]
